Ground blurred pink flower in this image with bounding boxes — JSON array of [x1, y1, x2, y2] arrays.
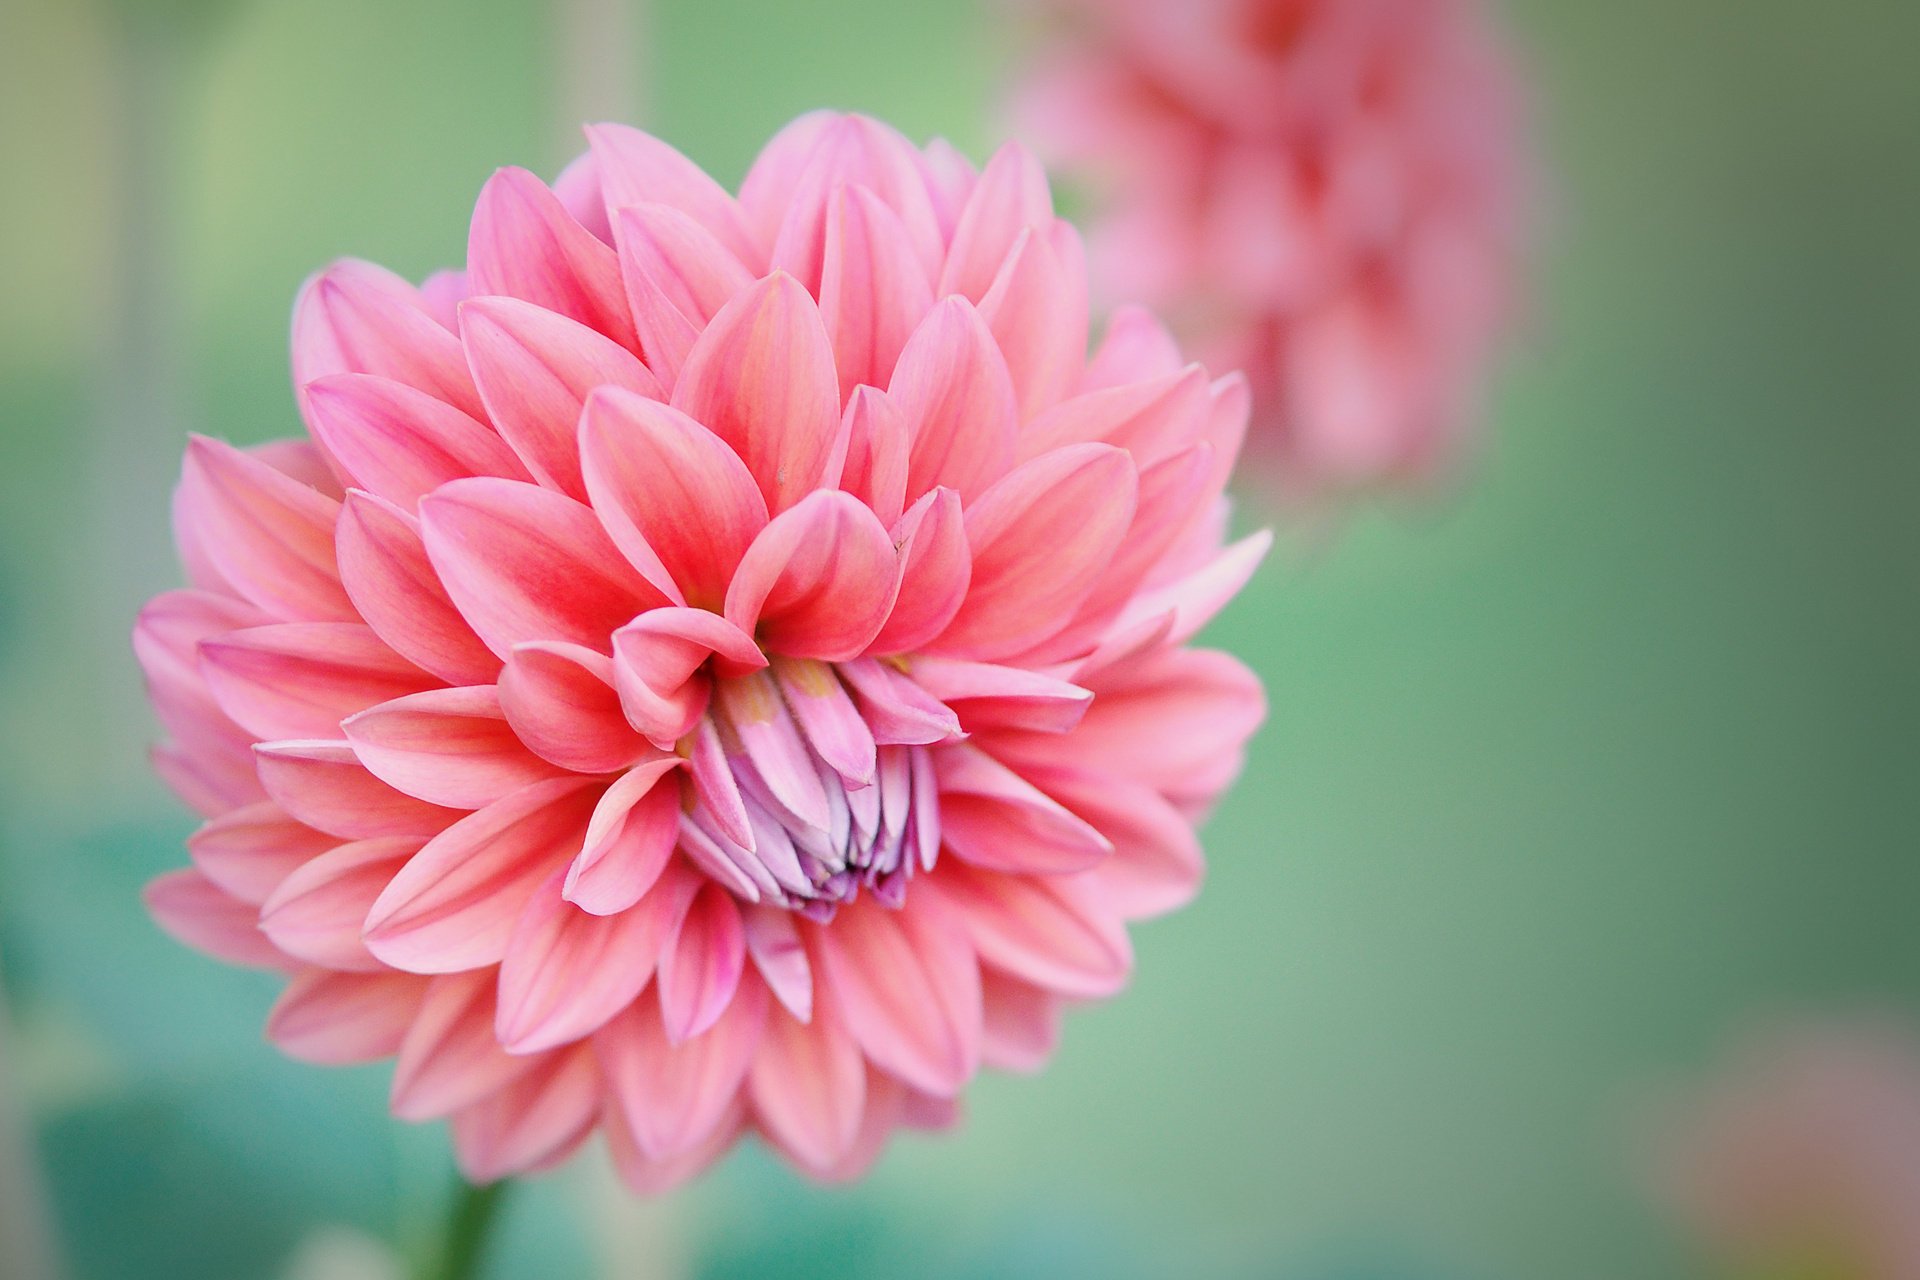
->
[[1656, 1020, 1920, 1279], [133, 113, 1268, 1191], [1017, 0, 1528, 497]]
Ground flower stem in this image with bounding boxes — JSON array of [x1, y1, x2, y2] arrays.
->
[[423, 1177, 512, 1280]]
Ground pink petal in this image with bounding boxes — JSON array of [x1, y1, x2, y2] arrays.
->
[[934, 744, 1112, 875], [933, 865, 1130, 998], [811, 896, 981, 1096], [1079, 304, 1185, 392], [976, 224, 1088, 422], [748, 988, 866, 1170], [887, 298, 1018, 504], [819, 186, 934, 399], [609, 202, 755, 385], [336, 491, 501, 686], [143, 868, 286, 970], [586, 123, 760, 267], [176, 436, 354, 622], [258, 837, 420, 971], [938, 142, 1053, 302], [686, 718, 755, 851], [711, 671, 831, 832], [343, 686, 563, 809], [611, 608, 764, 743], [418, 269, 470, 327], [302, 373, 528, 508], [391, 971, 537, 1121], [266, 969, 426, 1065], [579, 389, 768, 608], [419, 476, 662, 658], [836, 386, 909, 526], [836, 658, 962, 746], [908, 657, 1092, 735], [363, 777, 602, 973], [498, 641, 653, 773], [254, 739, 467, 840], [932, 443, 1137, 660], [772, 658, 875, 786], [151, 742, 265, 819], [199, 622, 437, 742], [1038, 769, 1205, 919], [656, 884, 746, 1043], [604, 1095, 747, 1195], [291, 259, 484, 421], [1107, 529, 1273, 654], [459, 295, 662, 499], [468, 167, 635, 346], [495, 864, 700, 1054], [764, 115, 944, 292], [979, 968, 1061, 1073], [723, 491, 897, 662], [742, 904, 813, 1023], [133, 588, 266, 761], [563, 758, 684, 915], [671, 272, 840, 513], [187, 801, 336, 905], [599, 974, 767, 1160], [449, 1044, 601, 1182], [868, 487, 969, 656], [1019, 365, 1211, 464], [736, 111, 839, 249]]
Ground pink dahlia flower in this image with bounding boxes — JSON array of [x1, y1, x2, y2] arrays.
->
[[1017, 0, 1527, 496], [134, 113, 1267, 1191], [1655, 1021, 1920, 1279]]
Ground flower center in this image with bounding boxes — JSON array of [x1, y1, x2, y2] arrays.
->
[[673, 657, 955, 922]]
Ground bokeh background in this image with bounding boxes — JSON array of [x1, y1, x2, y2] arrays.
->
[[2, 1, 1917, 1277]]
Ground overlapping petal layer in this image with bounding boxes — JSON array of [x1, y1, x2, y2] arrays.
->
[[138, 112, 1266, 1191]]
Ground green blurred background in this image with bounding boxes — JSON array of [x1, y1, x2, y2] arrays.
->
[[2, 0, 1917, 1276]]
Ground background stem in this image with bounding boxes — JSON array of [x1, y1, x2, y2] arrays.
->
[[423, 1178, 511, 1280]]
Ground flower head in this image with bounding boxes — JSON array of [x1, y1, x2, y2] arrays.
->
[[1018, 0, 1528, 497], [135, 113, 1267, 1189]]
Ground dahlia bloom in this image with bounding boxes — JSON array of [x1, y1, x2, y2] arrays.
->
[[1017, 0, 1526, 495], [134, 113, 1267, 1190], [1655, 1021, 1920, 1279]]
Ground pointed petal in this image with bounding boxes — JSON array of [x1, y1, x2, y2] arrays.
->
[[266, 969, 426, 1064], [495, 863, 700, 1053], [302, 373, 528, 508], [772, 659, 875, 786], [819, 186, 935, 399], [908, 657, 1092, 735], [1079, 303, 1184, 392], [977, 222, 1088, 421], [498, 640, 653, 773], [888, 298, 1018, 503], [933, 865, 1130, 998], [254, 739, 467, 840], [836, 386, 909, 526], [468, 167, 634, 345], [292, 259, 484, 420], [979, 968, 1062, 1073], [869, 487, 969, 655], [812, 896, 982, 1096], [938, 142, 1053, 301], [343, 685, 563, 809], [187, 802, 336, 905], [656, 884, 746, 1043], [449, 1044, 601, 1181], [611, 607, 764, 742], [199, 622, 436, 742], [587, 123, 760, 266], [459, 295, 662, 499], [391, 971, 537, 1121], [836, 658, 963, 746], [609, 202, 754, 385], [712, 670, 831, 832], [671, 273, 840, 513], [748, 988, 866, 1170], [1019, 365, 1210, 464], [144, 868, 285, 969], [564, 758, 684, 915], [723, 491, 897, 661], [363, 777, 601, 973], [933, 443, 1137, 660], [580, 389, 767, 608], [600, 974, 766, 1160], [258, 837, 420, 971], [764, 114, 944, 292], [419, 476, 661, 657], [337, 490, 501, 685], [934, 743, 1112, 874], [176, 436, 354, 622], [1037, 769, 1205, 919], [742, 905, 812, 1023]]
